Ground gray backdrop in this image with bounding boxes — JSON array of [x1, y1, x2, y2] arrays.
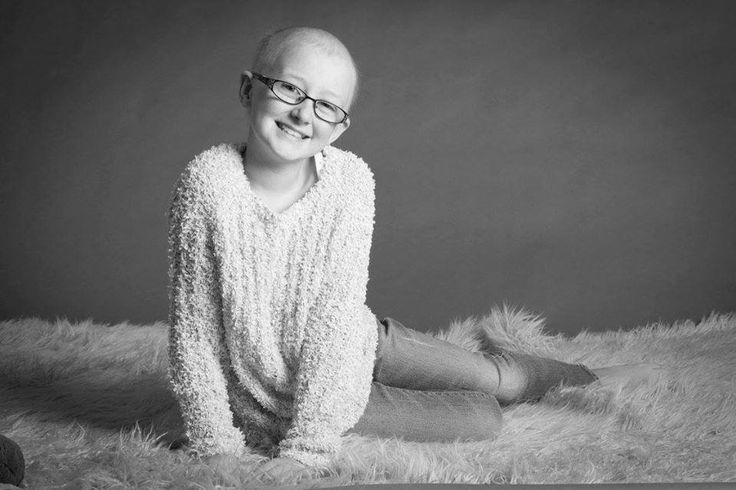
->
[[2, 0, 735, 335]]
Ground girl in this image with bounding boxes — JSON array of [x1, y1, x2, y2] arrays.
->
[[167, 26, 656, 479]]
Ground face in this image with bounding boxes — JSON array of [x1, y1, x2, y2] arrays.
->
[[241, 43, 354, 166]]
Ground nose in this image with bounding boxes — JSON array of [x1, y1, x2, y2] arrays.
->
[[289, 99, 314, 124]]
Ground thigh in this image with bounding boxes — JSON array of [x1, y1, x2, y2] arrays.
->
[[373, 316, 500, 394], [347, 382, 502, 442]]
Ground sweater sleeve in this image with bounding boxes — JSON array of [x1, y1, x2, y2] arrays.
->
[[167, 168, 246, 456], [278, 167, 376, 467]]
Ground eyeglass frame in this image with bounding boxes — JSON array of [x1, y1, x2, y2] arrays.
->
[[250, 72, 350, 124]]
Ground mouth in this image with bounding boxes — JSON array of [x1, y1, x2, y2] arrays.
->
[[276, 121, 310, 140]]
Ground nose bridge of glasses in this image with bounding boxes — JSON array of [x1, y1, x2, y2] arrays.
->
[[290, 95, 317, 121]]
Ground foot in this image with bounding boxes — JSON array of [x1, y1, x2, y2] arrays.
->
[[591, 363, 664, 387]]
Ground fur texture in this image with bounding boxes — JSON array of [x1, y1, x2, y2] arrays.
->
[[1, 306, 735, 487]]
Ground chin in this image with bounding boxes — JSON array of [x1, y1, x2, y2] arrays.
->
[[269, 139, 324, 163], [269, 144, 317, 164]]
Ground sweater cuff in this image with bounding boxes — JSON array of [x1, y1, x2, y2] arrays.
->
[[187, 426, 247, 458]]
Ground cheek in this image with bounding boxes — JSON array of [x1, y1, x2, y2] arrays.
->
[[312, 122, 337, 141], [251, 97, 284, 119]]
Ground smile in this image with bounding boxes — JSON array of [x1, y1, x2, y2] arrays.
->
[[276, 122, 310, 140]]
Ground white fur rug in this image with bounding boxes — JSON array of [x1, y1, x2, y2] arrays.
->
[[1, 306, 735, 488]]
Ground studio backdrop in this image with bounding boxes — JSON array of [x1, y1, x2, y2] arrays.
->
[[2, 0, 735, 334]]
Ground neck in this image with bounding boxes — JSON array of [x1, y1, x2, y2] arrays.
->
[[243, 145, 313, 194]]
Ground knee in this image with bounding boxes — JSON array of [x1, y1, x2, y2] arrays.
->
[[461, 393, 504, 441], [442, 391, 504, 442]]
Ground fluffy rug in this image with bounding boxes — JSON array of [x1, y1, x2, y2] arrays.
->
[[1, 306, 735, 488]]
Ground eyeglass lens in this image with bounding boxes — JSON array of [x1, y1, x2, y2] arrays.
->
[[271, 81, 345, 123]]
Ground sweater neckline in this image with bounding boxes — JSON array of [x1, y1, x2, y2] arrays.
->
[[235, 143, 330, 221]]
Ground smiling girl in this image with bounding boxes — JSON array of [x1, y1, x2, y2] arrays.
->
[[167, 26, 658, 478]]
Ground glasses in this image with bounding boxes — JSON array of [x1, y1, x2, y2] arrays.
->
[[251, 72, 350, 124]]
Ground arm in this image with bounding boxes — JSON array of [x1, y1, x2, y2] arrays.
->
[[167, 171, 246, 456], [278, 171, 376, 467]]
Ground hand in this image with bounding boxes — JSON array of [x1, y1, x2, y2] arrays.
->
[[257, 456, 311, 480]]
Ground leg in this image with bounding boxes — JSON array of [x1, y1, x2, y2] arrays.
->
[[373, 317, 598, 405], [347, 382, 503, 442]]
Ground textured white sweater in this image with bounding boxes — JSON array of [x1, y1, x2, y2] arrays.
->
[[167, 143, 379, 467]]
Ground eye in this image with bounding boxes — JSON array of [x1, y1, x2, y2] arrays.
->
[[279, 82, 300, 94], [272, 81, 304, 103], [316, 100, 339, 115]]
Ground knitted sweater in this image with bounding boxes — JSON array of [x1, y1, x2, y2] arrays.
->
[[167, 143, 379, 467]]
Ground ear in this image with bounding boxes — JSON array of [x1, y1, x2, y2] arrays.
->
[[328, 117, 351, 145], [239, 71, 254, 108]]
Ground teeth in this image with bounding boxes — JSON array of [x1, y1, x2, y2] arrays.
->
[[278, 122, 307, 139]]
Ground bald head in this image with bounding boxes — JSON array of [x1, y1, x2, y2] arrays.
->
[[252, 27, 359, 107]]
